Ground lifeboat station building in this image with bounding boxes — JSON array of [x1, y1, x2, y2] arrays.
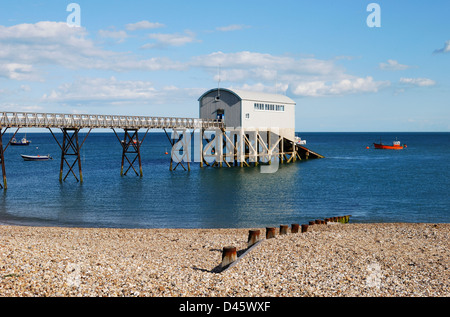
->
[[194, 88, 322, 169], [198, 88, 295, 142]]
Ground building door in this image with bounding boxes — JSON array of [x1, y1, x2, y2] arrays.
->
[[216, 109, 225, 121]]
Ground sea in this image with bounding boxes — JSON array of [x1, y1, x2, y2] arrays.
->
[[0, 132, 448, 228]]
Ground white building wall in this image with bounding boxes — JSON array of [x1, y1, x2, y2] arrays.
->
[[241, 100, 295, 141]]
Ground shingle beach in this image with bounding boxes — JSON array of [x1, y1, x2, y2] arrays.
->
[[0, 222, 448, 297]]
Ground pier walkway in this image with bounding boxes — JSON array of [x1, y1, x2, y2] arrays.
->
[[0, 111, 322, 189], [0, 112, 223, 130], [0, 111, 223, 189]]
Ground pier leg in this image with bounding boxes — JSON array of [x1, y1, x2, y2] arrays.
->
[[199, 128, 204, 168], [164, 129, 190, 171], [0, 130, 7, 189], [49, 128, 91, 183], [59, 131, 66, 181], [0, 127, 22, 189], [164, 128, 175, 171], [113, 128, 147, 177]]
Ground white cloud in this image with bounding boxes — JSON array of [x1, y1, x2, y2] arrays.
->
[[0, 63, 38, 81], [0, 21, 81, 42], [191, 51, 388, 97], [190, 51, 339, 78], [0, 22, 389, 101], [216, 24, 250, 32], [379, 59, 412, 71], [291, 76, 389, 97], [399, 77, 436, 87], [0, 21, 185, 80], [42, 77, 158, 102], [41, 77, 204, 110], [143, 30, 199, 48], [232, 82, 289, 95], [433, 40, 450, 54], [125, 21, 165, 31], [98, 28, 128, 42], [0, 22, 115, 72], [107, 57, 186, 72]]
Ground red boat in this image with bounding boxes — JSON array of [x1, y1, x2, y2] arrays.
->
[[373, 140, 405, 150]]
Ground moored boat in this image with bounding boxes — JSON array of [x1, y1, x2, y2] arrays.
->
[[21, 154, 52, 161], [373, 139, 405, 150], [11, 136, 31, 146], [295, 136, 306, 145]]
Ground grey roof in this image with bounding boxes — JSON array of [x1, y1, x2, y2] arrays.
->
[[199, 88, 296, 105]]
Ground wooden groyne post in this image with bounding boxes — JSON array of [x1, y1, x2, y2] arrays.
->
[[247, 229, 261, 247], [280, 225, 289, 235], [266, 227, 276, 239], [221, 246, 237, 268]]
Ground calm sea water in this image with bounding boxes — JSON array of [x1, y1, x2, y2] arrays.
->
[[0, 132, 448, 228]]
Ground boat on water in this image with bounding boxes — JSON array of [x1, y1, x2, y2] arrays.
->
[[295, 136, 306, 145], [21, 154, 52, 161], [11, 136, 31, 146], [373, 139, 406, 150], [120, 139, 141, 145]]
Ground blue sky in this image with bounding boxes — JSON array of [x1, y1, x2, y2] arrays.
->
[[0, 0, 449, 131]]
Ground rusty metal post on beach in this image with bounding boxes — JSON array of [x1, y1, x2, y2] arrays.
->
[[291, 224, 299, 233]]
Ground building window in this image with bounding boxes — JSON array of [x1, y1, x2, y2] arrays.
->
[[254, 103, 285, 112], [245, 113, 250, 119]]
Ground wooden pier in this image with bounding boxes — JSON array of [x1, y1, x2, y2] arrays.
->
[[0, 111, 323, 189]]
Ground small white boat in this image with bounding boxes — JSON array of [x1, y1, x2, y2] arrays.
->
[[21, 154, 52, 161], [11, 136, 31, 146], [295, 136, 306, 145]]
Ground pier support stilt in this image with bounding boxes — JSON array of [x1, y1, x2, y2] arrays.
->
[[164, 128, 190, 171], [0, 127, 22, 189], [49, 128, 91, 182], [0, 129, 7, 189], [113, 128, 148, 177]]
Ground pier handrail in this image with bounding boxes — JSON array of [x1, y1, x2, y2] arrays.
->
[[0, 111, 224, 130]]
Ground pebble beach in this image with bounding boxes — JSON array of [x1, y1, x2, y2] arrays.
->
[[0, 222, 448, 297]]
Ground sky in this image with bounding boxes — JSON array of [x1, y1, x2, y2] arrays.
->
[[0, 0, 449, 132]]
